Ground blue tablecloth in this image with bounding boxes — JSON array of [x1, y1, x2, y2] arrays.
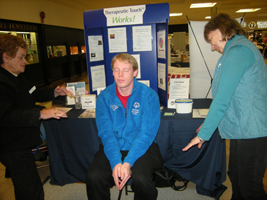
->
[[43, 98, 226, 198]]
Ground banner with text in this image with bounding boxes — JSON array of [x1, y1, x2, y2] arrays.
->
[[104, 5, 146, 26]]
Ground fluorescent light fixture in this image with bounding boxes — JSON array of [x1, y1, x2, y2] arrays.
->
[[169, 13, 183, 17], [16, 32, 30, 34], [236, 8, 261, 13], [205, 16, 211, 19], [190, 3, 217, 8]]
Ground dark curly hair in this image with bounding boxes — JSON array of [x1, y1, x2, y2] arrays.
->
[[0, 34, 27, 65], [204, 13, 247, 43]]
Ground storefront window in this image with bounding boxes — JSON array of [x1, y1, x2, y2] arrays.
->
[[0, 31, 39, 64], [81, 46, 86, 54], [47, 45, 67, 58], [70, 46, 78, 55]]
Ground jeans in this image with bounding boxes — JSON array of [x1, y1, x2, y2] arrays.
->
[[0, 149, 44, 200], [228, 137, 267, 200], [86, 142, 163, 200]]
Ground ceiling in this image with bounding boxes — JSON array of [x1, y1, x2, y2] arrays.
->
[[48, 0, 267, 25]]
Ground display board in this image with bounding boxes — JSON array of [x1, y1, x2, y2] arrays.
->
[[83, 3, 169, 106]]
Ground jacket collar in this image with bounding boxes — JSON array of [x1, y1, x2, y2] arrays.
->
[[107, 78, 138, 101]]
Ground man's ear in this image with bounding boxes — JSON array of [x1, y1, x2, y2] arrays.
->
[[133, 69, 138, 77]]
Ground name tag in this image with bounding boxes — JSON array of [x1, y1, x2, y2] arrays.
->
[[29, 86, 36, 94]]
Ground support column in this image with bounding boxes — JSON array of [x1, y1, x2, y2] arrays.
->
[[211, 7, 217, 18]]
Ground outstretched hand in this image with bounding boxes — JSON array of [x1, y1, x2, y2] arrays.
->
[[182, 136, 204, 151], [182, 124, 204, 151], [54, 85, 74, 98]]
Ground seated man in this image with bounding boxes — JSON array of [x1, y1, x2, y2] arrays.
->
[[86, 53, 163, 200]]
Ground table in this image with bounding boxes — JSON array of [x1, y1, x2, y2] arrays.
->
[[43, 99, 226, 198]]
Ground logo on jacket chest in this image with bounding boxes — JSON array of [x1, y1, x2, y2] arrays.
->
[[110, 104, 119, 111], [131, 102, 140, 115]]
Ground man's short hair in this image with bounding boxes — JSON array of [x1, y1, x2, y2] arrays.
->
[[111, 53, 138, 71]]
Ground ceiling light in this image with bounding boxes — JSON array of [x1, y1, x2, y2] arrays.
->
[[169, 13, 183, 17], [190, 3, 217, 8], [236, 8, 261, 13], [205, 16, 211, 19]]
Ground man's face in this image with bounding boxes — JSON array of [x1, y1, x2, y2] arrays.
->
[[4, 47, 27, 75], [113, 60, 138, 94]]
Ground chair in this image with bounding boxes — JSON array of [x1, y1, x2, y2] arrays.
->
[[117, 179, 133, 200]]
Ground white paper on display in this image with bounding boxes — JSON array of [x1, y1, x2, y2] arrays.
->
[[88, 35, 104, 62], [168, 78, 190, 109], [132, 25, 152, 52], [90, 65, 106, 91], [97, 87, 106, 96], [108, 27, 127, 53], [158, 63, 166, 91], [66, 82, 86, 96], [138, 80, 150, 87], [66, 86, 75, 105], [157, 30, 166, 59], [131, 54, 141, 79], [81, 95, 96, 109], [192, 109, 209, 118]]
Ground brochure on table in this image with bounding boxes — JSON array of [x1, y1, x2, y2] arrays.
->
[[83, 3, 169, 107], [81, 94, 96, 109], [168, 78, 190, 109], [66, 82, 86, 105]]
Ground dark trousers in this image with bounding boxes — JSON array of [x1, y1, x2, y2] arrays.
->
[[0, 149, 44, 200], [86, 142, 163, 200], [228, 137, 267, 200]]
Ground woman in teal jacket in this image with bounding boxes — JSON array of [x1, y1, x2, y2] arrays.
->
[[183, 13, 267, 200]]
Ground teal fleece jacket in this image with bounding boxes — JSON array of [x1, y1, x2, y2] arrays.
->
[[95, 78, 161, 170], [198, 35, 267, 140]]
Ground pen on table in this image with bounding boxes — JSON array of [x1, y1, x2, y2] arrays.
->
[[172, 112, 175, 116]]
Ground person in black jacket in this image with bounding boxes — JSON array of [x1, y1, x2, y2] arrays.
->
[[0, 34, 72, 200]]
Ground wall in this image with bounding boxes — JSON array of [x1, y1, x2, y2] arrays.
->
[[0, 0, 84, 29]]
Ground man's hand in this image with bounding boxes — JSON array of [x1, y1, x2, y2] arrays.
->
[[112, 163, 131, 190]]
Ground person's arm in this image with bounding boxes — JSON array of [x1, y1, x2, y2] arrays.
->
[[0, 82, 67, 129], [95, 94, 122, 169], [33, 85, 74, 103], [183, 45, 254, 151], [123, 91, 161, 166]]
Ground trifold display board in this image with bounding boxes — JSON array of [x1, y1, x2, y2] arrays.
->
[[83, 3, 169, 107]]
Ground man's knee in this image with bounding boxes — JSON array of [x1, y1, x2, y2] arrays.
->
[[86, 168, 99, 185]]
